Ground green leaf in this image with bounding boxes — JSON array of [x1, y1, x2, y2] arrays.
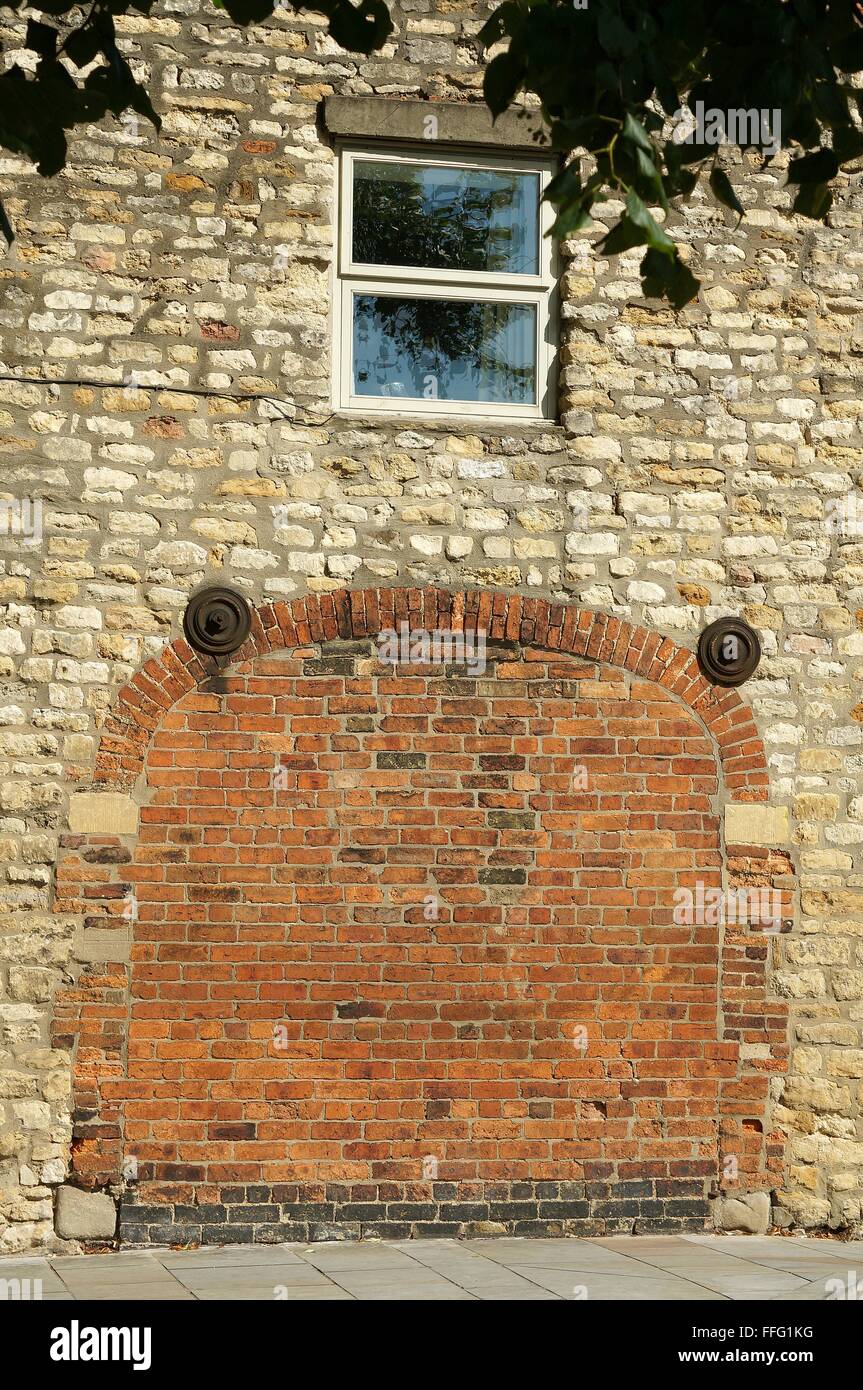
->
[[549, 116, 607, 154], [646, 48, 679, 122], [24, 0, 81, 11], [623, 189, 675, 256], [709, 167, 744, 221], [622, 110, 653, 154], [549, 200, 593, 239], [787, 147, 840, 183], [597, 4, 636, 60], [595, 61, 619, 96], [672, 140, 716, 167], [545, 162, 583, 207], [633, 145, 668, 211], [600, 212, 648, 256], [338, 0, 393, 53]]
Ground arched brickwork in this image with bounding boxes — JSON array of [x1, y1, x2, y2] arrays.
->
[[54, 589, 790, 1243], [92, 588, 771, 800]]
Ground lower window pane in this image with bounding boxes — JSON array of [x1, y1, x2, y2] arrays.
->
[[352, 294, 537, 405]]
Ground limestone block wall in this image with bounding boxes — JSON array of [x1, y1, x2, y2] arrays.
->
[[0, 0, 861, 1249]]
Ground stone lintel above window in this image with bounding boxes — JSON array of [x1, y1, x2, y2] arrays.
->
[[323, 95, 549, 152]]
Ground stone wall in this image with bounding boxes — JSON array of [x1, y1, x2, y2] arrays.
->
[[0, 0, 862, 1250]]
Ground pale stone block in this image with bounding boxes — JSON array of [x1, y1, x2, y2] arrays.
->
[[714, 1190, 771, 1234], [73, 926, 133, 963], [725, 803, 790, 845], [68, 792, 139, 835], [55, 1186, 117, 1240]]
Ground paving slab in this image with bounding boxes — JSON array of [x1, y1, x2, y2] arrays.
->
[[412, 1262, 549, 1292], [345, 1286, 476, 1301], [195, 1287, 355, 1301], [293, 1251, 419, 1273], [57, 1283, 195, 1300], [0, 1258, 54, 1274], [465, 1237, 663, 1276], [594, 1236, 813, 1293], [778, 1280, 842, 1302], [51, 1251, 164, 1266], [170, 1264, 335, 1290], [325, 1271, 461, 1294], [475, 1284, 561, 1295], [157, 1245, 310, 1269], [681, 1234, 863, 1281], [0, 1261, 69, 1294], [57, 1265, 184, 1287], [502, 1263, 726, 1301], [1, 1233, 858, 1300]]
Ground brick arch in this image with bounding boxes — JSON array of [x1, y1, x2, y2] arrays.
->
[[56, 587, 791, 1243], [93, 587, 770, 802]]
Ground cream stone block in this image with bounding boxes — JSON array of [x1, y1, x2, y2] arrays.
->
[[73, 926, 133, 963], [725, 802, 790, 846], [68, 792, 139, 835]]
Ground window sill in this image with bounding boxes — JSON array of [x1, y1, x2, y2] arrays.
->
[[327, 407, 565, 438]]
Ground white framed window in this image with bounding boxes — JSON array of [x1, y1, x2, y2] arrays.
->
[[333, 142, 558, 422]]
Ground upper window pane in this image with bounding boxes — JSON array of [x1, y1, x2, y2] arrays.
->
[[351, 159, 540, 275]]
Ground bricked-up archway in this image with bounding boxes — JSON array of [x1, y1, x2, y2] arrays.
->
[[55, 589, 791, 1243]]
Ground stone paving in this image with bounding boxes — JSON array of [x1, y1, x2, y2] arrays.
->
[[1, 1234, 861, 1301]]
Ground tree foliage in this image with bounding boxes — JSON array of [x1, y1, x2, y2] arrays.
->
[[1, 0, 863, 306], [480, 0, 863, 305], [0, 0, 391, 181]]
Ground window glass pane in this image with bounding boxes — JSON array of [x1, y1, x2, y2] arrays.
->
[[352, 293, 537, 405], [352, 160, 540, 275]]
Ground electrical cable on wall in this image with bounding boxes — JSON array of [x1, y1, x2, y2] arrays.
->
[[0, 370, 339, 428]]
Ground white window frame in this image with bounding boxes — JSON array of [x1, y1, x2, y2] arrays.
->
[[332, 141, 558, 423]]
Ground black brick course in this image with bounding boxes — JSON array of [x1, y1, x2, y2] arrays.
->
[[118, 1183, 710, 1245]]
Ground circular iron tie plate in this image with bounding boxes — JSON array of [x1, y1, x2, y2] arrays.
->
[[183, 586, 252, 657], [697, 616, 761, 687]]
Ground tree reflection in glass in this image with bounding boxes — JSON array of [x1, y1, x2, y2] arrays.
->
[[352, 294, 536, 404], [349, 159, 541, 405], [352, 160, 539, 275]]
